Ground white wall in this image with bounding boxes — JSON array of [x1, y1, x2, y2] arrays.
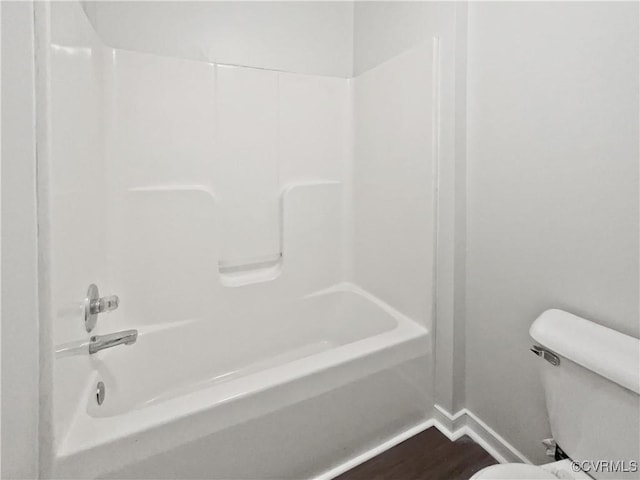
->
[[465, 1, 639, 463], [81, 1, 354, 78], [353, 2, 454, 76], [1, 2, 40, 477]]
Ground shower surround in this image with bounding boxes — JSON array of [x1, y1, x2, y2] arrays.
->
[[44, 2, 439, 478]]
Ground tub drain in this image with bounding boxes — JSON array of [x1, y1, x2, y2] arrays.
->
[[96, 381, 105, 405]]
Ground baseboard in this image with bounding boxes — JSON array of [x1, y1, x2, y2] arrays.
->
[[432, 404, 467, 440], [315, 406, 532, 480], [433, 404, 532, 465], [313, 419, 435, 480]]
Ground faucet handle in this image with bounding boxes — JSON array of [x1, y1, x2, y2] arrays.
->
[[84, 284, 120, 332], [92, 295, 119, 314]]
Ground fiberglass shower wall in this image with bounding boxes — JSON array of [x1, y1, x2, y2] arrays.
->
[[50, 0, 351, 452], [106, 51, 351, 322], [48, 0, 439, 460]]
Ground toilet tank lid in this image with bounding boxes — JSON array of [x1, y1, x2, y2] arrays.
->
[[530, 309, 640, 395]]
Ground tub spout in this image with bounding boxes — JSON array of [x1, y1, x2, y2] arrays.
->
[[89, 329, 138, 355]]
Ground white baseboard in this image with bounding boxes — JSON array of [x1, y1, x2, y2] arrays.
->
[[314, 406, 532, 480], [313, 419, 436, 480], [432, 404, 467, 440], [433, 404, 532, 465]]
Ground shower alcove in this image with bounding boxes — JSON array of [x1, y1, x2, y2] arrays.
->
[[44, 2, 442, 478]]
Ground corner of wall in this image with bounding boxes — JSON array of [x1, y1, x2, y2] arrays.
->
[[348, 0, 356, 79], [1, 1, 42, 477], [452, 0, 469, 415], [433, 1, 468, 416], [433, 404, 533, 465], [34, 1, 56, 476]]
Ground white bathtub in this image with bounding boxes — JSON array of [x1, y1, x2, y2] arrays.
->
[[54, 283, 431, 479]]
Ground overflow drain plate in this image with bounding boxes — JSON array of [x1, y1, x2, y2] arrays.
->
[[96, 381, 106, 405]]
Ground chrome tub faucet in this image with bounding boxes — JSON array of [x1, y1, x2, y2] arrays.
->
[[89, 329, 138, 355]]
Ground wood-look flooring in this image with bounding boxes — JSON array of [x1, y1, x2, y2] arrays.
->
[[335, 427, 497, 480]]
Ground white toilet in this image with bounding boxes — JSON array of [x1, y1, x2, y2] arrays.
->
[[471, 309, 640, 480]]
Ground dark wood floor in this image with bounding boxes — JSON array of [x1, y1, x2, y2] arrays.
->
[[335, 427, 497, 480]]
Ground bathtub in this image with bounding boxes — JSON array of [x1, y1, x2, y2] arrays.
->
[[54, 283, 431, 479]]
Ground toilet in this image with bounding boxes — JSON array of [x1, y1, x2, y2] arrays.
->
[[471, 309, 640, 480], [471, 460, 591, 479]]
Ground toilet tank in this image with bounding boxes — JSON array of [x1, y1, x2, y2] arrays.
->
[[530, 310, 640, 480]]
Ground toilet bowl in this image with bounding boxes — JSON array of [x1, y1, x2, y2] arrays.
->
[[471, 460, 592, 480], [471, 309, 640, 480]]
